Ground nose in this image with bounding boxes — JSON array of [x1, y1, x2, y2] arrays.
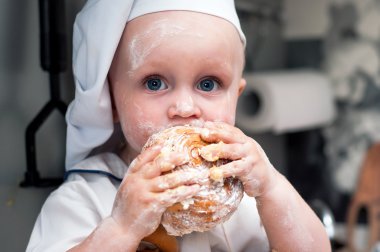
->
[[168, 94, 201, 119]]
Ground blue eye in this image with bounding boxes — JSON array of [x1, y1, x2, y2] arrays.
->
[[197, 78, 218, 92], [145, 78, 167, 91]]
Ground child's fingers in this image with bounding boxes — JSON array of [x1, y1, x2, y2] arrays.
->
[[199, 142, 248, 162], [141, 152, 189, 179], [157, 184, 200, 207], [154, 152, 189, 174], [128, 145, 162, 173], [201, 121, 245, 144], [150, 169, 208, 192], [129, 145, 188, 176], [212, 159, 251, 178]]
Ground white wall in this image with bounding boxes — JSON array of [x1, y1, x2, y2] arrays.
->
[[283, 0, 330, 39]]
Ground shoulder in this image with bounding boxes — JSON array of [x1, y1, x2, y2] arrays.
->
[[26, 154, 123, 252], [65, 152, 127, 182], [52, 153, 124, 215]]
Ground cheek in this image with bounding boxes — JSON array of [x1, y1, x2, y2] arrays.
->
[[205, 92, 238, 124], [118, 101, 166, 151]]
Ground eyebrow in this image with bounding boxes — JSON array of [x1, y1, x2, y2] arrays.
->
[[127, 52, 235, 80], [201, 57, 234, 76]]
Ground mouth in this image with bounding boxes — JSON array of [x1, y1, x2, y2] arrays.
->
[[144, 119, 207, 140], [168, 119, 206, 128]]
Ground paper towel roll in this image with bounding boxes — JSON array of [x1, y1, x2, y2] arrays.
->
[[236, 70, 336, 133]]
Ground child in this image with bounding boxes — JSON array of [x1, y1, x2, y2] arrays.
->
[[27, 0, 331, 251]]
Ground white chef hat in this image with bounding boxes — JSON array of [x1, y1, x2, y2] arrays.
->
[[66, 0, 246, 169]]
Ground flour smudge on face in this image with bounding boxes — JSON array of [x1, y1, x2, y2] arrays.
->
[[128, 18, 204, 75], [127, 18, 206, 78], [174, 96, 195, 116]]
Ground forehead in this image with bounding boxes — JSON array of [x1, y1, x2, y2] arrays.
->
[[118, 11, 244, 66], [125, 10, 242, 43]]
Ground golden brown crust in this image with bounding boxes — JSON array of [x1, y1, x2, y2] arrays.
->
[[143, 125, 244, 236]]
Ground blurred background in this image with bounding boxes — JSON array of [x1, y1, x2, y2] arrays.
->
[[1, 0, 380, 251]]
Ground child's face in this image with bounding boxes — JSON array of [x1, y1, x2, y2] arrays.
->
[[109, 11, 246, 154]]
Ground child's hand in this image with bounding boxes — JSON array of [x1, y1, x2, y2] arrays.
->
[[111, 145, 201, 240], [200, 121, 279, 198]]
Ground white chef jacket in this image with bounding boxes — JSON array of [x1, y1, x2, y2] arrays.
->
[[26, 153, 269, 252]]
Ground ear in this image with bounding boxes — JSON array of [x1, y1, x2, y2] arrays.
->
[[238, 78, 246, 96], [107, 75, 120, 123]]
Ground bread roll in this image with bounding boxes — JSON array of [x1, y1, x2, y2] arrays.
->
[[143, 125, 244, 236]]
